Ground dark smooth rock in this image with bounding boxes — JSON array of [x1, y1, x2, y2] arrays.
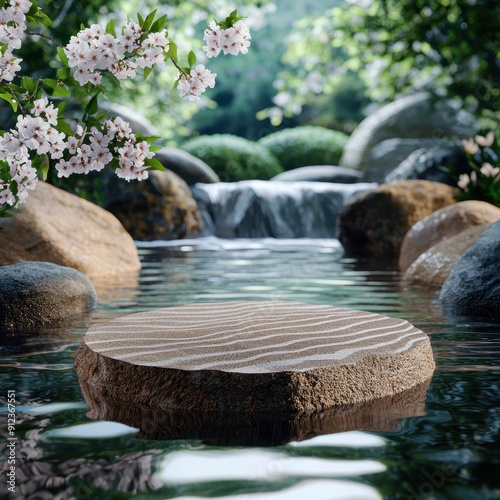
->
[[100, 102, 159, 137], [440, 220, 500, 321], [154, 147, 220, 185], [0, 262, 97, 332], [271, 165, 362, 184], [385, 144, 470, 185], [340, 92, 477, 175]]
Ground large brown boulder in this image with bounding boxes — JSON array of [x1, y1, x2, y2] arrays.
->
[[105, 170, 203, 241], [403, 224, 492, 287], [338, 180, 457, 261], [399, 200, 500, 272], [0, 182, 140, 281]]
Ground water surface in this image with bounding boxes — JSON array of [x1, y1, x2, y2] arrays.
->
[[1, 237, 499, 499]]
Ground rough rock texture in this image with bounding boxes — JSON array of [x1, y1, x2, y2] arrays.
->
[[340, 93, 477, 177], [80, 377, 431, 445], [154, 147, 220, 185], [0, 182, 141, 281], [105, 169, 203, 241], [399, 201, 500, 272], [338, 180, 457, 261], [0, 262, 97, 332], [403, 224, 492, 287], [440, 220, 500, 321], [271, 165, 363, 184], [385, 144, 469, 185], [75, 301, 435, 421]]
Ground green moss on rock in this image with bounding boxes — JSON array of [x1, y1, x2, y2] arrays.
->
[[181, 134, 283, 182], [258, 126, 349, 171]]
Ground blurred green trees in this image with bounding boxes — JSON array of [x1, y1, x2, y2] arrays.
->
[[268, 0, 500, 126]]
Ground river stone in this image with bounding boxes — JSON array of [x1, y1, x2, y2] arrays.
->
[[154, 147, 220, 185], [338, 180, 457, 261], [385, 144, 469, 185], [100, 101, 159, 137], [0, 262, 97, 332], [399, 201, 500, 272], [75, 301, 435, 420], [271, 166, 362, 184], [440, 220, 500, 321], [403, 224, 492, 288], [105, 169, 203, 241], [0, 182, 141, 282], [340, 92, 477, 174]]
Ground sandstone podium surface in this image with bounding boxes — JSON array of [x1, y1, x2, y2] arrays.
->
[[76, 301, 434, 443]]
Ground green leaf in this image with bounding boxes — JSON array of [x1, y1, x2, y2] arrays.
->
[[105, 19, 115, 36], [165, 40, 178, 63], [57, 100, 68, 114], [0, 90, 17, 112], [143, 66, 153, 79], [44, 78, 70, 97], [56, 67, 70, 80], [144, 157, 165, 171], [57, 47, 69, 67], [41, 155, 50, 181], [55, 119, 75, 136], [21, 76, 35, 94], [141, 10, 157, 32], [85, 91, 101, 116], [188, 50, 196, 67], [137, 13, 144, 26], [151, 14, 167, 33]]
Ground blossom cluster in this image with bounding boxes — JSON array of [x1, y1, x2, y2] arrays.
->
[[177, 64, 217, 101], [0, 97, 66, 207], [0, 0, 30, 82], [55, 117, 152, 182], [64, 22, 169, 86], [203, 20, 251, 58]]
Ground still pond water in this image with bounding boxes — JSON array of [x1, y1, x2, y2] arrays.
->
[[1, 237, 499, 499]]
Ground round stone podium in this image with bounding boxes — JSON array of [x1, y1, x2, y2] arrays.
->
[[75, 301, 435, 444]]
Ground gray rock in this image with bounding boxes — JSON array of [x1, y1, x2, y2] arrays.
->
[[154, 147, 220, 185], [100, 102, 160, 137], [440, 220, 500, 321], [271, 165, 362, 184], [386, 144, 470, 185], [340, 93, 478, 176], [0, 262, 98, 332]]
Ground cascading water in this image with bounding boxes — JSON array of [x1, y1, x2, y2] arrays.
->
[[191, 180, 376, 238]]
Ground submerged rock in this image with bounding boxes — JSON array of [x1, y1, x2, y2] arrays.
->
[[338, 180, 457, 261], [0, 262, 97, 332], [0, 182, 140, 282], [440, 220, 500, 321], [105, 170, 203, 241]]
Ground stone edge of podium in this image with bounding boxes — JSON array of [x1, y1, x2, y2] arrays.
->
[[75, 335, 434, 416]]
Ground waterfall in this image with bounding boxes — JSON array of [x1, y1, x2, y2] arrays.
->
[[192, 180, 376, 238]]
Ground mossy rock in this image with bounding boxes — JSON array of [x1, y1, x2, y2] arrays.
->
[[258, 126, 349, 171], [181, 134, 283, 182]]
